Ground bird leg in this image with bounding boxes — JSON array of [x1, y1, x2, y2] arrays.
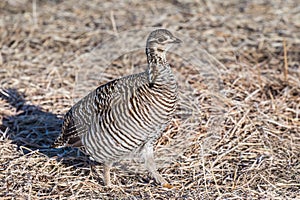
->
[[103, 164, 112, 186], [142, 141, 173, 188]]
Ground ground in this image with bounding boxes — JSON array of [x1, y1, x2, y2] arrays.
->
[[0, 0, 299, 199]]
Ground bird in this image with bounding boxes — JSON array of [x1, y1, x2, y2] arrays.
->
[[54, 29, 182, 188]]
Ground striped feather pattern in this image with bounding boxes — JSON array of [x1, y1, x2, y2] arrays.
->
[[54, 29, 181, 186], [81, 69, 177, 164]]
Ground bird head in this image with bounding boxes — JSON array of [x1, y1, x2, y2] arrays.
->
[[146, 29, 182, 54]]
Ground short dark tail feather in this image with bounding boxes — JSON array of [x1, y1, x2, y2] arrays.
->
[[51, 129, 66, 148], [52, 134, 83, 148], [52, 110, 84, 148]]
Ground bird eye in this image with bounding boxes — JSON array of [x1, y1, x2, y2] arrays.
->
[[157, 38, 164, 43]]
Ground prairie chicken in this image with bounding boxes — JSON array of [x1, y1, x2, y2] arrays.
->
[[55, 29, 181, 187]]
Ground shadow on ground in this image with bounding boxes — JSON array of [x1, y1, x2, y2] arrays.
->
[[0, 88, 91, 167]]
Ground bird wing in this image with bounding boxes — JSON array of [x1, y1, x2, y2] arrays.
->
[[53, 79, 119, 147]]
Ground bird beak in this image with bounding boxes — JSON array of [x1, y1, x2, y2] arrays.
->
[[172, 37, 182, 44]]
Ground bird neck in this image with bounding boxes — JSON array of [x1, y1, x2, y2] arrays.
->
[[146, 47, 167, 64], [146, 47, 173, 85]]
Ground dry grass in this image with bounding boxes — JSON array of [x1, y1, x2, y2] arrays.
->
[[0, 0, 299, 199]]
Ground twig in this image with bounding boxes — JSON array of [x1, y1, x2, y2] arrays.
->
[[283, 39, 288, 82]]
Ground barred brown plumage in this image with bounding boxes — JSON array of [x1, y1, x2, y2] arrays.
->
[[54, 29, 181, 187]]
